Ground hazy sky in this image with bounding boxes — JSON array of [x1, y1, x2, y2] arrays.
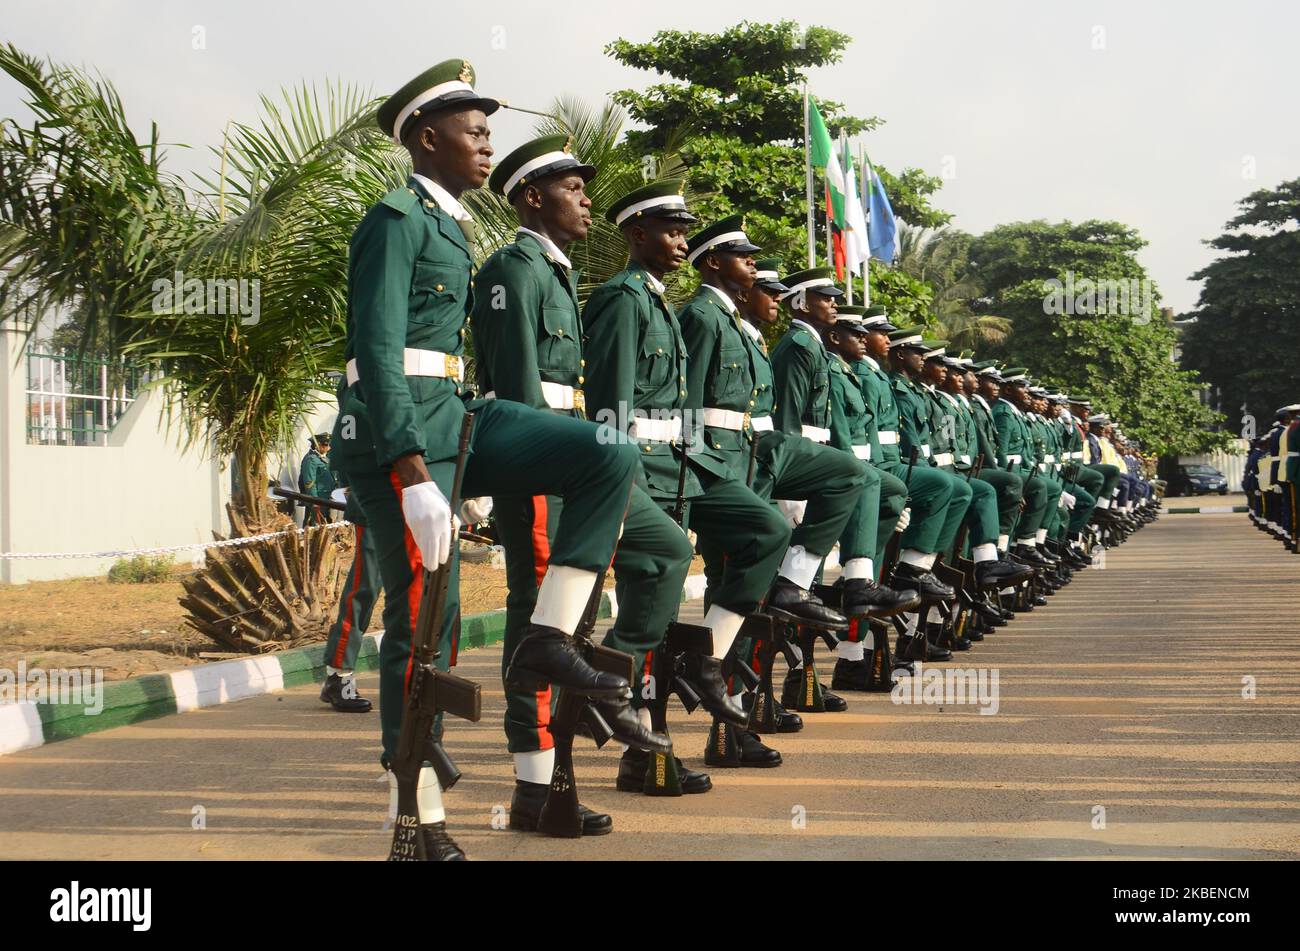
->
[[3, 0, 1297, 313]]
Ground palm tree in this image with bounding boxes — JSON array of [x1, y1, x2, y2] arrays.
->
[[897, 224, 1012, 352], [0, 47, 403, 649]]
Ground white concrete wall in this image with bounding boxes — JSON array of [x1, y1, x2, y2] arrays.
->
[[0, 324, 230, 584]]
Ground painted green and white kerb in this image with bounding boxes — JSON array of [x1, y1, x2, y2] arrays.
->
[[0, 574, 709, 757]]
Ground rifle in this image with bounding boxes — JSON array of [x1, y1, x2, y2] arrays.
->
[[272, 485, 494, 545], [934, 453, 982, 649], [388, 415, 482, 862], [536, 557, 633, 836], [671, 413, 691, 527], [745, 427, 761, 489]]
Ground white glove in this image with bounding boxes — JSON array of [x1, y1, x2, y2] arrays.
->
[[895, 507, 912, 533], [330, 488, 347, 505], [775, 499, 807, 528], [1060, 491, 1076, 510], [459, 496, 493, 525], [401, 481, 457, 568]]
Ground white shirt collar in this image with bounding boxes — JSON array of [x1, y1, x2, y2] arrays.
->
[[641, 271, 665, 295], [973, 394, 991, 412], [740, 319, 764, 343], [861, 355, 880, 372], [411, 174, 470, 221], [957, 393, 971, 407], [999, 397, 1023, 416], [939, 390, 960, 406], [700, 283, 737, 314], [791, 318, 825, 349], [516, 227, 572, 269]]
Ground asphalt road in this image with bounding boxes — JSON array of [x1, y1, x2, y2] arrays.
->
[[1, 509, 1297, 860]]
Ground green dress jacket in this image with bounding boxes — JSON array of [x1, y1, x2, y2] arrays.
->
[[770, 321, 833, 438], [889, 372, 934, 465], [581, 267, 730, 501], [471, 231, 583, 415], [333, 177, 474, 470], [852, 356, 894, 465], [992, 398, 1037, 479]]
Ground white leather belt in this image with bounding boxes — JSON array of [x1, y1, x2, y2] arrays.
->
[[1038, 462, 1048, 472], [702, 407, 748, 431], [801, 424, 831, 443], [920, 444, 931, 458], [878, 430, 899, 445], [1006, 454, 1022, 464], [631, 415, 682, 443], [960, 454, 972, 465], [852, 445, 871, 460], [483, 381, 584, 412], [1070, 451, 1085, 460], [1044, 453, 1056, 463], [345, 348, 462, 386], [750, 415, 774, 432], [933, 452, 955, 467]]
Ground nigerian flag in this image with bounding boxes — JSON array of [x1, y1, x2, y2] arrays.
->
[[808, 97, 847, 274]]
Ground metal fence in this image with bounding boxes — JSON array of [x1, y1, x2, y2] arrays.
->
[[25, 344, 144, 446]]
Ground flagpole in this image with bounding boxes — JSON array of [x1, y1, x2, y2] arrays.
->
[[841, 129, 852, 304], [804, 83, 815, 268], [861, 142, 870, 307]]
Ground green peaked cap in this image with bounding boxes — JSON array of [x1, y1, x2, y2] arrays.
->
[[606, 179, 696, 226], [488, 134, 594, 200], [378, 59, 499, 142]]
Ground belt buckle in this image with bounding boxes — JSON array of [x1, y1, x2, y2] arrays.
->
[[742, 411, 751, 430], [572, 389, 585, 413], [445, 354, 462, 381]]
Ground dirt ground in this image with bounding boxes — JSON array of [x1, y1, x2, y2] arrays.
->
[[0, 557, 509, 681]]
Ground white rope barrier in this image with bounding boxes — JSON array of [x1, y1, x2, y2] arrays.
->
[[0, 521, 351, 560]]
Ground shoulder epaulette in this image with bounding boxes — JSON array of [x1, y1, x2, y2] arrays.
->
[[379, 186, 421, 216]]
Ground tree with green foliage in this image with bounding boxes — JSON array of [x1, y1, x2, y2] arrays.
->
[[1180, 178, 1300, 430], [605, 20, 949, 323], [966, 219, 1227, 456]]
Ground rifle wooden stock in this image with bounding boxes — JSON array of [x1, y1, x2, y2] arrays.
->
[[671, 420, 690, 527], [745, 431, 761, 488]]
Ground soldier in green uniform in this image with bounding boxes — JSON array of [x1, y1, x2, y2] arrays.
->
[[951, 357, 1023, 561], [583, 181, 798, 792], [471, 136, 680, 835], [1051, 393, 1103, 560], [935, 351, 1033, 592], [921, 347, 1024, 594], [769, 271, 914, 616], [299, 434, 336, 526], [1042, 391, 1095, 568], [1069, 397, 1125, 527], [990, 370, 1060, 570], [331, 60, 648, 858]]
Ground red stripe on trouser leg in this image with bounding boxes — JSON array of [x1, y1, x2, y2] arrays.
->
[[750, 641, 763, 676], [642, 649, 654, 700], [330, 524, 366, 669], [530, 495, 551, 587], [528, 495, 554, 748], [390, 471, 425, 699], [846, 617, 860, 643]]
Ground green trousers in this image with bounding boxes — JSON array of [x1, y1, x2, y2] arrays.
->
[[323, 506, 380, 673], [1009, 473, 1053, 543], [941, 468, 1000, 551], [342, 398, 639, 763], [1088, 463, 1123, 507], [968, 468, 1024, 536], [496, 485, 693, 750], [876, 459, 958, 554], [1066, 466, 1104, 535]]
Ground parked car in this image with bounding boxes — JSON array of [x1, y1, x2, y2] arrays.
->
[[1170, 463, 1229, 496]]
